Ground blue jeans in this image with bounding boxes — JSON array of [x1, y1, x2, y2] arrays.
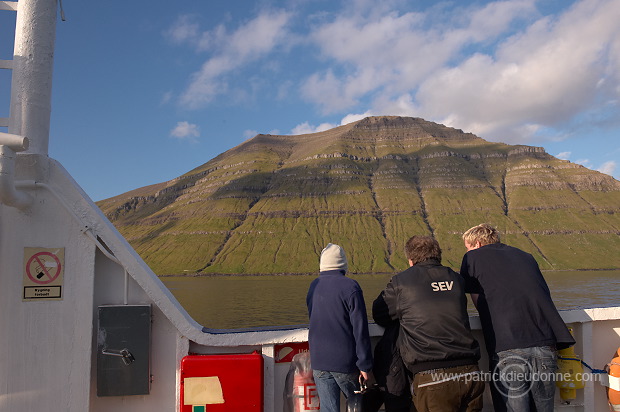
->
[[491, 346, 557, 412], [313, 370, 361, 412]]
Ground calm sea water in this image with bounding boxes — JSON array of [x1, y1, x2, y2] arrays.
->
[[161, 270, 620, 330]]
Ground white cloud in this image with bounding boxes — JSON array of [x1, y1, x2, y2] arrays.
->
[[196, 24, 227, 52], [597, 160, 617, 176], [556, 151, 571, 160], [291, 121, 337, 135], [178, 10, 292, 108], [164, 14, 200, 44], [302, 11, 439, 112], [227, 12, 291, 60], [465, 0, 537, 42], [243, 129, 258, 139], [301, 0, 537, 114], [291, 112, 375, 134], [411, 0, 620, 142], [168, 0, 620, 171], [170, 121, 200, 140], [297, 0, 620, 145], [341, 111, 374, 125], [301, 70, 360, 113], [576, 158, 592, 168]]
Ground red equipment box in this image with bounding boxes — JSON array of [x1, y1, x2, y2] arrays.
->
[[180, 352, 264, 412]]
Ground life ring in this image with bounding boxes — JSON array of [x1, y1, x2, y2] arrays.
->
[[608, 347, 620, 412]]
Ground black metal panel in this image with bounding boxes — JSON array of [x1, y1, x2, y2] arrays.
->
[[97, 305, 151, 396]]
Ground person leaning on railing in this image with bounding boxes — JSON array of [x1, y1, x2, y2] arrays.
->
[[374, 235, 484, 412], [460, 223, 576, 412]]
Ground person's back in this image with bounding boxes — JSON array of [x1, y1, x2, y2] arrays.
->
[[307, 269, 370, 373], [382, 261, 479, 374], [460, 242, 569, 354], [460, 223, 575, 412], [376, 235, 484, 412], [306, 243, 373, 412]]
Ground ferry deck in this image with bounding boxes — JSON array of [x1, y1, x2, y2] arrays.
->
[[1, 1, 619, 411]]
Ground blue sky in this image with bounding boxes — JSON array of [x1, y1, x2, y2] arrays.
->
[[1, 0, 619, 201]]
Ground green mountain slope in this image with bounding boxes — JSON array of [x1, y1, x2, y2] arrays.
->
[[97, 116, 620, 274]]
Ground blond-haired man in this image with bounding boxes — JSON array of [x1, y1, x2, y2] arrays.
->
[[460, 224, 575, 412]]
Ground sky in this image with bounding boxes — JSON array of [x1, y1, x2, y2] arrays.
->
[[1, 0, 619, 201]]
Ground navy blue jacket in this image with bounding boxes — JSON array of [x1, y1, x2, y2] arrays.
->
[[306, 270, 373, 373]]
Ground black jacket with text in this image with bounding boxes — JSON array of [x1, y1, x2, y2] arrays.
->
[[374, 259, 480, 375]]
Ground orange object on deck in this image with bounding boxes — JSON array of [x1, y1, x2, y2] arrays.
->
[[608, 347, 620, 412]]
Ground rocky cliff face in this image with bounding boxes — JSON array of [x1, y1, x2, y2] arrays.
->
[[97, 116, 620, 274]]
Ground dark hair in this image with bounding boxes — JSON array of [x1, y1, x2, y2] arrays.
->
[[405, 236, 442, 265]]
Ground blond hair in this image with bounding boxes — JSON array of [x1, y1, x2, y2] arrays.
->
[[462, 223, 500, 246]]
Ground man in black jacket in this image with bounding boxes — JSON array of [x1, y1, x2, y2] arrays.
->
[[460, 223, 575, 412], [374, 235, 483, 412]]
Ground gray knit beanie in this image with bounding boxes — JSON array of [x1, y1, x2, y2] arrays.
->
[[320, 243, 348, 272]]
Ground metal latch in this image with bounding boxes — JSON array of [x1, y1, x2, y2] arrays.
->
[[101, 348, 135, 366]]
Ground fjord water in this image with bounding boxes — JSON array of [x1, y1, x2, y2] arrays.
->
[[161, 270, 620, 330]]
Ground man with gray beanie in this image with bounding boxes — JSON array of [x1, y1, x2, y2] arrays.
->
[[307, 243, 374, 412]]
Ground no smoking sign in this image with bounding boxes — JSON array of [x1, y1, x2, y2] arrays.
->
[[23, 247, 64, 301]]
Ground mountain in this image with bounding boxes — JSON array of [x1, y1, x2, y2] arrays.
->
[[97, 116, 620, 275]]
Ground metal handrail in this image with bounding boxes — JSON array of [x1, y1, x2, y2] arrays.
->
[[0, 1, 18, 11]]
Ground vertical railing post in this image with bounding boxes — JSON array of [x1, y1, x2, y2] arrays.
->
[[9, 0, 58, 156], [262, 344, 276, 412]]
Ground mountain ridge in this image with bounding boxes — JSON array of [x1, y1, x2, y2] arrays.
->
[[97, 116, 620, 275]]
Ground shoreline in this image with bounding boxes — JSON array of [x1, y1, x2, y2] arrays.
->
[[158, 268, 620, 278]]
